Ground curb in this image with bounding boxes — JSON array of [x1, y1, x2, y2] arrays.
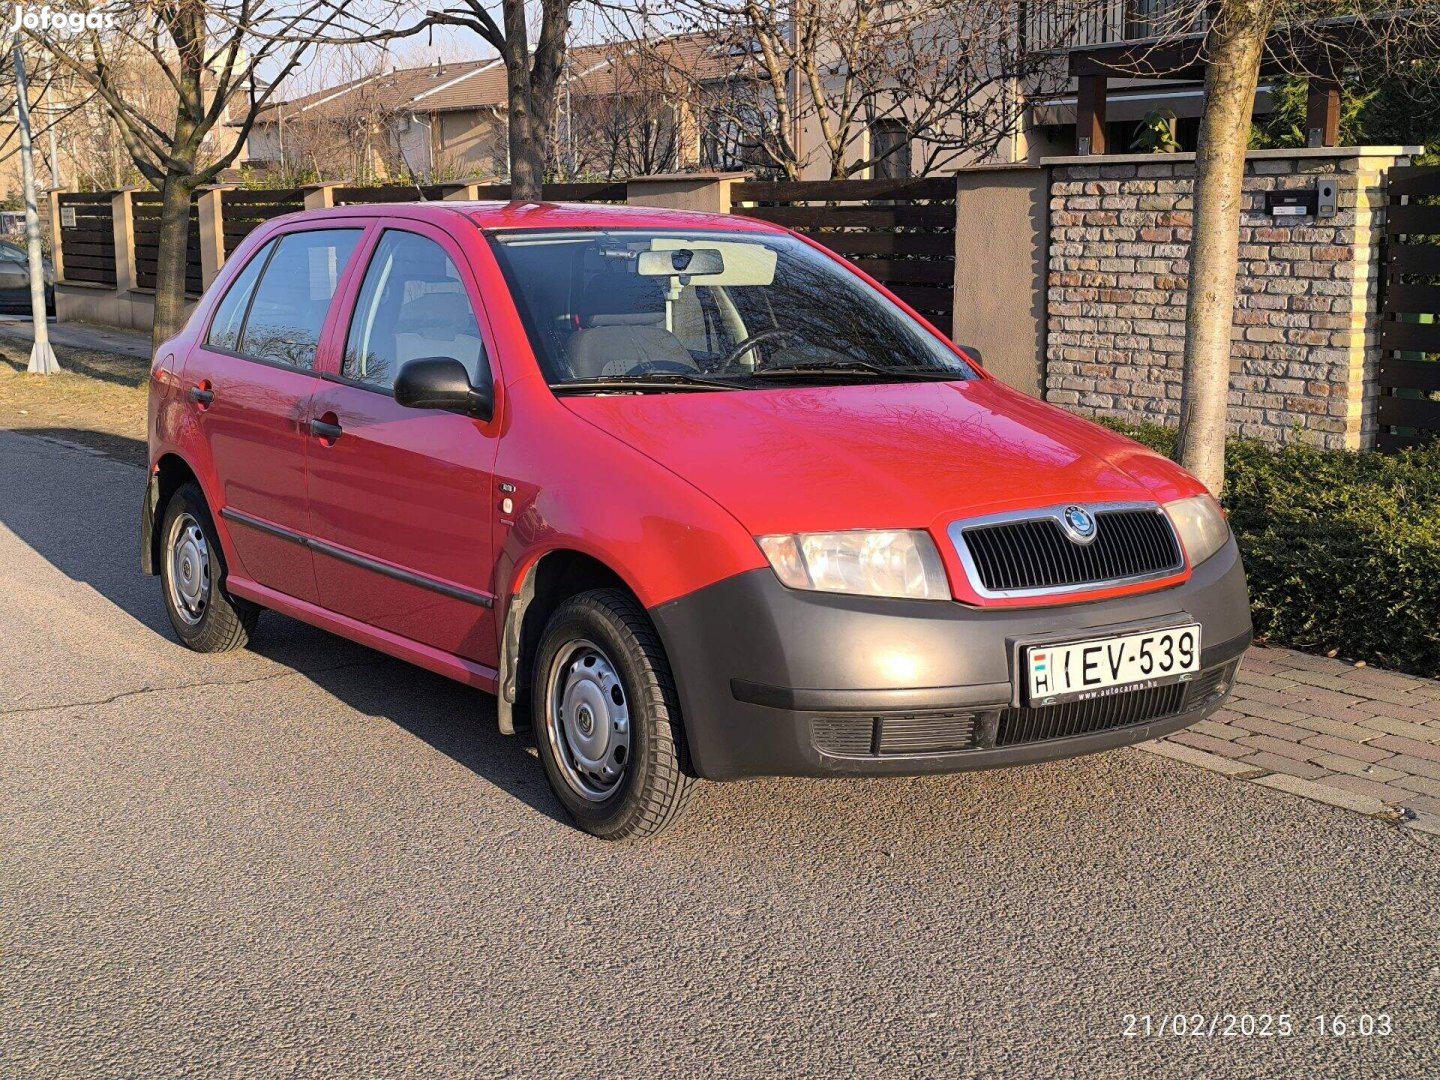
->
[[1135, 741, 1432, 831]]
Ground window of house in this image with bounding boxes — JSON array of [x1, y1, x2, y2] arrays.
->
[[342, 230, 488, 393], [870, 121, 912, 180], [239, 229, 363, 370]]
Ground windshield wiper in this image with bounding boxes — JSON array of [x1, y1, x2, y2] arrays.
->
[[743, 361, 965, 382], [551, 373, 741, 395]]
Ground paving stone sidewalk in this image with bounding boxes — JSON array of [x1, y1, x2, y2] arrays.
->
[[1141, 646, 1440, 836]]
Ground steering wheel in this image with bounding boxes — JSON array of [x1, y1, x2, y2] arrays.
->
[[717, 329, 804, 373]]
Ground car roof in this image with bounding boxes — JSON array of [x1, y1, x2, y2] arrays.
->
[[270, 200, 788, 237]]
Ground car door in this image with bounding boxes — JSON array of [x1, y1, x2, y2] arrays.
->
[[306, 224, 502, 663], [183, 226, 365, 603]]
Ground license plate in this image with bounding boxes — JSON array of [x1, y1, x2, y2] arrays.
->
[[1025, 624, 1201, 706]]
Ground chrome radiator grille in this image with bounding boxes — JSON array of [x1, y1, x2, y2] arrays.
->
[[954, 506, 1182, 595]]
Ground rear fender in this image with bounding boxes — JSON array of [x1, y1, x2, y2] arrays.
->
[[140, 472, 160, 575]]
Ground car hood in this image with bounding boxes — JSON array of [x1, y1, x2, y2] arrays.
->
[[562, 378, 1203, 536]]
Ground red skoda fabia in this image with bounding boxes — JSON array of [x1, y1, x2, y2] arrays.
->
[[143, 201, 1251, 840]]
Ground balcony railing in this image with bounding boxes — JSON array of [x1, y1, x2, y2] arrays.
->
[[1025, 0, 1209, 53]]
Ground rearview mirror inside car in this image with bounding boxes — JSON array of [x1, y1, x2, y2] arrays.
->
[[636, 248, 725, 277], [394, 356, 494, 421]]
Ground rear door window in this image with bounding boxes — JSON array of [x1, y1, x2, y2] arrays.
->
[[239, 229, 362, 370]]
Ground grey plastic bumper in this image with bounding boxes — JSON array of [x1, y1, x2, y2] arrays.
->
[[649, 537, 1252, 781]]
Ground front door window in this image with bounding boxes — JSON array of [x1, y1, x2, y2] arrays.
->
[[342, 230, 490, 392]]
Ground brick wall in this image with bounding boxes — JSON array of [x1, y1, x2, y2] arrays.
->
[[1043, 148, 1413, 449]]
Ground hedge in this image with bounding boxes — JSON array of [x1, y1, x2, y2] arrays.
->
[[1098, 420, 1440, 679]]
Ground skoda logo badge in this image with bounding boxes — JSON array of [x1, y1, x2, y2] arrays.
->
[[1062, 505, 1097, 544]]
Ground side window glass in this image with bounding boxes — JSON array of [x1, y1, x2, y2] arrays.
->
[[205, 240, 273, 352], [240, 229, 362, 370], [343, 230, 489, 392]]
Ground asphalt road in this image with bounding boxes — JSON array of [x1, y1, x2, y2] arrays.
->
[[2, 427, 1438, 1079]]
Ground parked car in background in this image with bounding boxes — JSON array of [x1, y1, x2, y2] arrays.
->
[[141, 201, 1252, 840], [0, 239, 55, 316]]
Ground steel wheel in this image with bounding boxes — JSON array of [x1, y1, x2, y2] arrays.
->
[[544, 638, 632, 802], [166, 511, 211, 627]]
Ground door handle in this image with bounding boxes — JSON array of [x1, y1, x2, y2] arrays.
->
[[309, 418, 344, 441], [188, 385, 214, 406]]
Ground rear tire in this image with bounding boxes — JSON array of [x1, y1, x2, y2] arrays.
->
[[160, 482, 258, 652], [532, 588, 698, 841]]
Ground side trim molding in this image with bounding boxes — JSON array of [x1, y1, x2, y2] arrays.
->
[[220, 507, 494, 609], [227, 575, 499, 695]]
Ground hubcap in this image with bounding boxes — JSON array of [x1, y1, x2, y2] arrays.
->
[[166, 513, 211, 626], [545, 639, 632, 802]]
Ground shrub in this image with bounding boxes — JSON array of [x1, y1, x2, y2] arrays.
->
[[1097, 420, 1440, 678]]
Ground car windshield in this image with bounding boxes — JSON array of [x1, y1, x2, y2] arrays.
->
[[488, 229, 975, 392]]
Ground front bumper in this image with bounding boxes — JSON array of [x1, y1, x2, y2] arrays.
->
[[649, 537, 1252, 781]]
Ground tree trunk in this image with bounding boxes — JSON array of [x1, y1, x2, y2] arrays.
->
[[1176, 0, 1271, 495], [151, 173, 196, 352], [507, 86, 545, 201], [501, 0, 547, 203]]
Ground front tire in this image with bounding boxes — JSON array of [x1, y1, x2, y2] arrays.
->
[[160, 482, 258, 652], [532, 589, 698, 841]]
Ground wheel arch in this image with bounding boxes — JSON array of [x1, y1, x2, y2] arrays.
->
[[142, 452, 204, 576], [496, 547, 641, 736]]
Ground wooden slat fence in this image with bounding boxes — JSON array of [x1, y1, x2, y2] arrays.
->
[[56, 192, 116, 287], [510, 181, 629, 203], [331, 185, 456, 205], [132, 192, 203, 296], [730, 178, 956, 337], [331, 181, 629, 206], [1379, 164, 1440, 451], [220, 188, 305, 256]]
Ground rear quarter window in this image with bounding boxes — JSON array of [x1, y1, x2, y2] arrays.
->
[[206, 240, 273, 353]]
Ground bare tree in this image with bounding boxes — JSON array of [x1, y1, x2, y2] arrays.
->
[[31, 1, 421, 350], [1055, 0, 1440, 492], [555, 36, 697, 179], [620, 0, 1035, 180], [427, 0, 575, 199], [266, 47, 409, 185], [1177, 0, 1271, 495]]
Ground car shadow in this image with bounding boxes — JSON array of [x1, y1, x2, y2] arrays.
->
[[0, 425, 569, 826], [287, 650, 568, 827]]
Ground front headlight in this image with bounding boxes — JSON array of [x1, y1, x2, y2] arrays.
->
[[1164, 495, 1231, 567], [756, 530, 949, 600]]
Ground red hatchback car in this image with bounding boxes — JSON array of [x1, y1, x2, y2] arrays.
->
[[143, 201, 1251, 839]]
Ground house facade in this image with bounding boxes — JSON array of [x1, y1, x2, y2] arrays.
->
[[245, 36, 731, 183], [245, 5, 1315, 186]]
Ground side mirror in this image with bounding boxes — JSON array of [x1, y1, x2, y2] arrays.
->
[[957, 344, 984, 366], [394, 356, 494, 421]]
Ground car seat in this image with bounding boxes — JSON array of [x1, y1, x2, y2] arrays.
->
[[565, 269, 699, 379]]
